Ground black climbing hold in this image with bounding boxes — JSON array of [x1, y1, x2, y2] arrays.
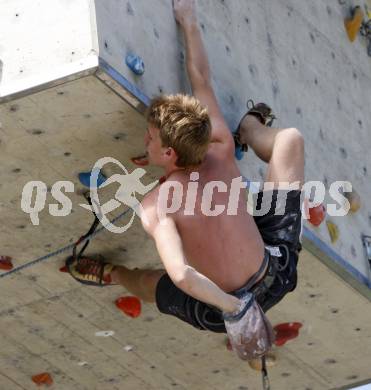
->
[[84, 114, 91, 118], [331, 52, 335, 59], [212, 370, 220, 374], [296, 107, 302, 115], [19, 69, 23, 73], [201, 23, 205, 30], [64, 152, 71, 156], [104, 41, 108, 49], [17, 225, 25, 229], [292, 58, 297, 66], [15, 13, 19, 17], [326, 6, 332, 15], [272, 83, 279, 98], [267, 33, 273, 48], [248, 64, 255, 75], [113, 132, 127, 141], [346, 375, 358, 380], [158, 86, 164, 94], [127, 2, 134, 15], [307, 342, 314, 346], [324, 358, 337, 364], [331, 308, 339, 314], [358, 119, 362, 127], [229, 95, 234, 104], [355, 327, 361, 331], [339, 147, 347, 159], [314, 78, 318, 85], [57, 91, 64, 95], [225, 45, 231, 54], [9, 104, 19, 112], [309, 294, 316, 298], [362, 166, 367, 176], [150, 366, 156, 369], [31, 129, 44, 135], [244, 17, 249, 24], [12, 168, 21, 173], [153, 27, 159, 39], [310, 32, 315, 43], [353, 71, 357, 80], [281, 373, 291, 377]]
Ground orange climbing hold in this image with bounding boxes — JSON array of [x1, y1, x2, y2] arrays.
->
[[344, 6, 365, 42], [0, 256, 13, 271], [308, 204, 326, 226], [115, 296, 142, 318], [274, 322, 302, 346], [31, 372, 53, 386]]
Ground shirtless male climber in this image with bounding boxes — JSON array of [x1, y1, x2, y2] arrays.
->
[[68, 0, 304, 335]]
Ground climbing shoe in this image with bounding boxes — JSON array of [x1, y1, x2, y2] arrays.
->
[[66, 255, 116, 286], [234, 100, 276, 159]]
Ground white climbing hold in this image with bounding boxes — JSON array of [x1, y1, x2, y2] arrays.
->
[[95, 330, 115, 337]]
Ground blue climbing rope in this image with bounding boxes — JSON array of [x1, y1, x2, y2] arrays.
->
[[0, 208, 132, 279]]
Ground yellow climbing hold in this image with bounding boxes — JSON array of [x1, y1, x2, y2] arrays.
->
[[345, 189, 361, 213], [344, 6, 365, 42], [326, 221, 339, 243], [248, 353, 277, 371]]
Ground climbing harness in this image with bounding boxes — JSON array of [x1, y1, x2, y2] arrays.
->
[[0, 196, 132, 279]]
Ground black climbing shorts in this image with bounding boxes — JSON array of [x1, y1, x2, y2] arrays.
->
[[155, 190, 302, 333]]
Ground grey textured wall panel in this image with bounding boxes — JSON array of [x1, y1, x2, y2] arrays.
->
[[96, 0, 371, 284]]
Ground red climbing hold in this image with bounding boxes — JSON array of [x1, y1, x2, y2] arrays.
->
[[115, 296, 142, 318], [0, 256, 13, 271], [308, 204, 326, 226], [274, 322, 302, 346], [59, 265, 68, 273], [31, 372, 53, 386], [131, 155, 149, 166]]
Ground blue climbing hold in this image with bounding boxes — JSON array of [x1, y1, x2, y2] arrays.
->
[[125, 53, 145, 75], [78, 168, 107, 188], [235, 144, 244, 161]]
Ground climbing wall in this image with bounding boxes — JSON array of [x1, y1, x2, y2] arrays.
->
[[0, 76, 370, 390], [0, 0, 98, 99], [96, 0, 371, 288], [1, 0, 371, 389]]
